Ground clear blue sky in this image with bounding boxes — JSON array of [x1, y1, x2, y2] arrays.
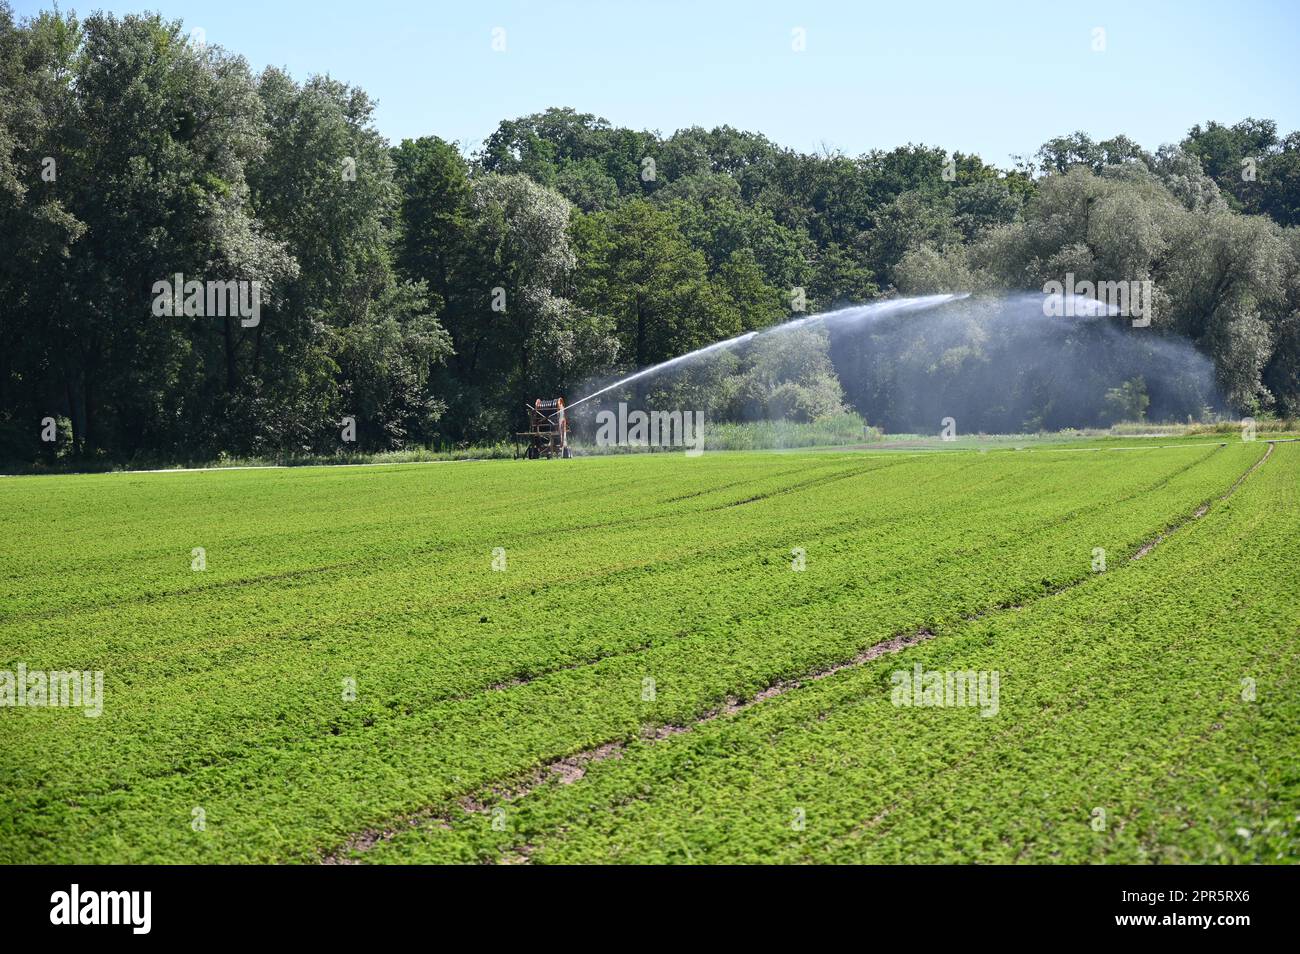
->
[[13, 0, 1300, 165]]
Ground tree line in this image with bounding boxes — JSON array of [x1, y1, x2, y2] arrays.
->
[[3, 7, 1299, 462]]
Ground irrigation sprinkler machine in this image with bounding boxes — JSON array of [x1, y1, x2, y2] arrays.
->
[[518, 397, 572, 459], [511, 297, 973, 461]]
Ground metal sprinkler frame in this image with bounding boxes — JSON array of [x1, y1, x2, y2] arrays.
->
[[517, 398, 572, 459]]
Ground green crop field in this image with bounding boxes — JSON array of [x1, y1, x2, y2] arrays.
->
[[1, 440, 1297, 864]]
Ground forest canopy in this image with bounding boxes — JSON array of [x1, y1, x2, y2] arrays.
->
[[3, 6, 1300, 462]]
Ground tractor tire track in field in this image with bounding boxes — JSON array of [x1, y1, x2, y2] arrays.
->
[[0, 442, 1218, 627], [0, 556, 371, 626], [703, 458, 905, 511], [320, 441, 1277, 865], [658, 459, 875, 504], [418, 441, 1223, 705], [832, 442, 1280, 859], [319, 626, 941, 865], [1, 458, 894, 627], [1131, 440, 1273, 561], [13, 454, 1017, 803]]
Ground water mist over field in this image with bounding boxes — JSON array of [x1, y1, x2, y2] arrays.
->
[[829, 293, 1220, 433], [564, 291, 1220, 437], [564, 295, 965, 415]]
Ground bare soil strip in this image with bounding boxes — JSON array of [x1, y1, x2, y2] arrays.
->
[[320, 626, 939, 864]]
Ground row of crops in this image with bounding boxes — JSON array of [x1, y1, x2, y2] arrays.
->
[[0, 440, 1294, 862], [367, 444, 1299, 863]]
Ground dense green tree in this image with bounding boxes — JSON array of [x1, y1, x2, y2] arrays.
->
[[1183, 119, 1277, 197], [667, 191, 810, 295], [573, 200, 740, 370], [481, 107, 659, 204], [1034, 131, 1149, 174], [391, 136, 472, 313], [1257, 133, 1300, 227], [1183, 119, 1300, 227], [248, 69, 447, 453], [730, 326, 846, 422], [4, 3, 1300, 462], [863, 190, 960, 285], [469, 173, 614, 415], [0, 6, 83, 459], [1102, 377, 1150, 423], [7, 10, 296, 457], [805, 242, 880, 310], [1262, 229, 1300, 416]]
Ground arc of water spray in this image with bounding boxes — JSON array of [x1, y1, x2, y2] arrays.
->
[[563, 331, 759, 414], [562, 293, 969, 415]]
